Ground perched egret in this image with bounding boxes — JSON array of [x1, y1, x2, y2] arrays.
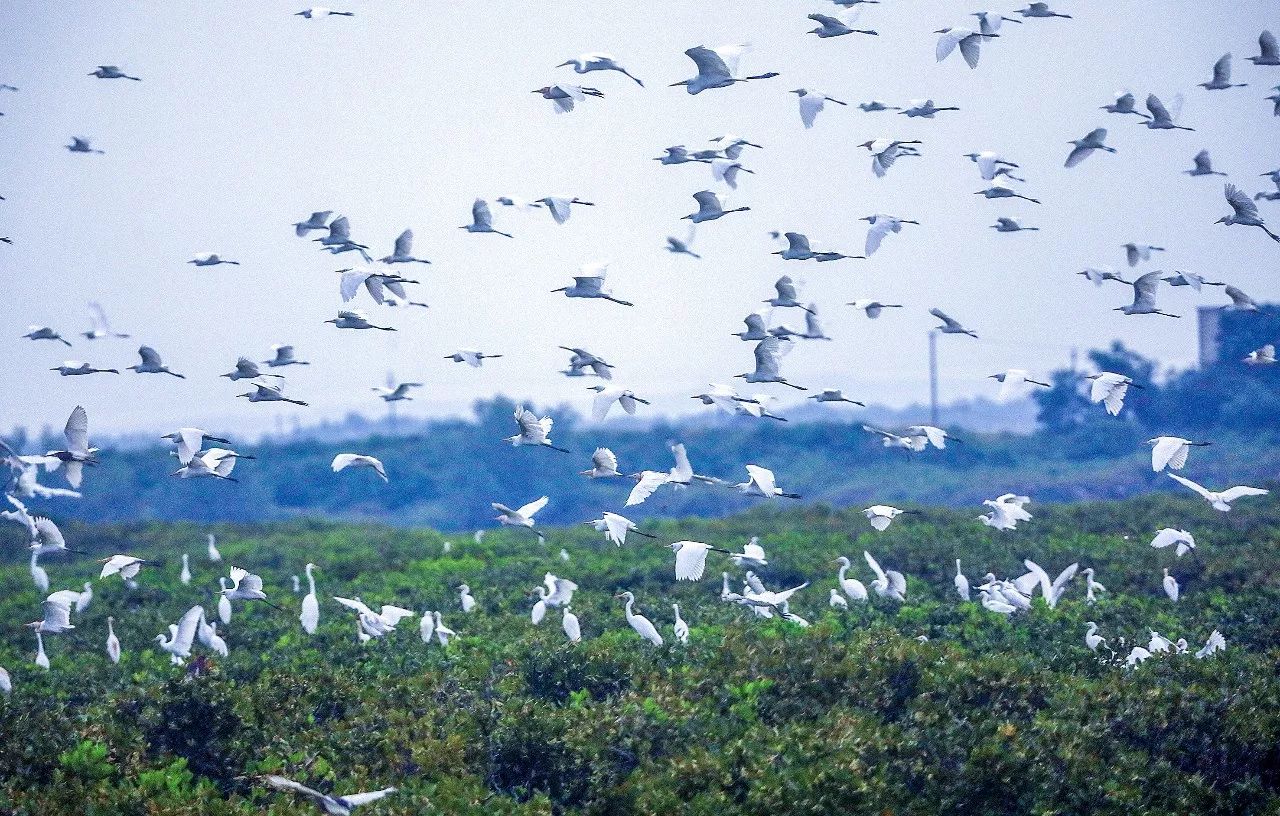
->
[[834, 556, 868, 601], [863, 550, 906, 601], [954, 560, 970, 601], [672, 604, 689, 643], [1162, 568, 1179, 602], [300, 563, 319, 634], [616, 591, 663, 645], [1085, 622, 1105, 652], [561, 606, 581, 643]]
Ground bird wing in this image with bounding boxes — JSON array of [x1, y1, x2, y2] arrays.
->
[[339, 269, 371, 302], [745, 464, 776, 496], [1224, 183, 1259, 219], [957, 33, 981, 68], [1219, 485, 1269, 502], [516, 496, 549, 519], [935, 29, 963, 62], [1167, 472, 1214, 500], [1150, 528, 1183, 549], [592, 447, 618, 472], [863, 550, 887, 583], [673, 542, 710, 580], [64, 406, 89, 452], [691, 190, 720, 214], [798, 93, 823, 128], [545, 198, 571, 223], [1212, 53, 1231, 84], [864, 219, 893, 255], [742, 542, 766, 561], [711, 43, 751, 76], [340, 789, 398, 808], [393, 229, 413, 256], [1131, 271, 1162, 310], [334, 596, 375, 616], [331, 453, 358, 472], [1064, 144, 1093, 169], [928, 308, 959, 330], [1145, 94, 1172, 123], [753, 337, 783, 378], [138, 346, 162, 366], [174, 605, 203, 651], [328, 216, 351, 240], [1150, 437, 1183, 471], [265, 776, 326, 802], [472, 199, 493, 227], [591, 388, 618, 421], [684, 45, 730, 79], [668, 443, 693, 483], [1262, 30, 1278, 59], [626, 471, 667, 506], [34, 516, 66, 549]]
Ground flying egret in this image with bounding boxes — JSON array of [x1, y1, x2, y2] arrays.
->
[[1017, 2, 1071, 18], [1065, 128, 1115, 167], [975, 183, 1039, 204], [263, 775, 396, 815], [930, 308, 978, 338], [861, 214, 918, 255], [1102, 91, 1149, 117], [670, 541, 732, 581], [672, 605, 689, 644], [954, 560, 970, 601], [81, 303, 129, 340], [188, 253, 239, 266], [858, 139, 922, 178], [373, 382, 422, 403], [236, 381, 308, 406], [378, 229, 430, 264], [1147, 436, 1210, 472], [552, 262, 632, 305], [160, 428, 232, 464], [670, 44, 778, 95], [1248, 31, 1278, 65], [89, 65, 141, 80], [171, 448, 246, 482], [299, 563, 319, 634], [98, 554, 144, 582], [972, 10, 1021, 34], [862, 424, 928, 452], [325, 310, 394, 331], [683, 190, 748, 223], [1217, 184, 1279, 241], [331, 453, 388, 482], [847, 299, 903, 319], [66, 137, 104, 154], [863, 551, 906, 601], [127, 345, 185, 378], [558, 53, 643, 86], [989, 369, 1051, 400], [179, 553, 191, 585], [807, 11, 877, 38], [1167, 473, 1268, 511], [1086, 372, 1139, 416], [294, 7, 355, 18], [155, 605, 202, 665], [30, 517, 88, 557], [44, 406, 97, 489], [106, 616, 121, 664], [50, 361, 119, 376], [991, 217, 1038, 232], [808, 388, 864, 406], [445, 349, 501, 367], [765, 277, 814, 313], [772, 231, 858, 262], [22, 325, 72, 346], [900, 99, 960, 118], [791, 88, 847, 128], [587, 512, 654, 546], [616, 591, 663, 645], [737, 336, 806, 390], [979, 493, 1033, 530], [863, 505, 916, 531], [492, 496, 548, 539], [1200, 53, 1247, 90], [1151, 528, 1196, 558], [1184, 149, 1226, 177], [1143, 94, 1193, 130], [263, 345, 309, 367], [339, 267, 420, 305], [27, 594, 76, 633], [460, 199, 513, 237], [965, 150, 1021, 180], [858, 100, 900, 112], [334, 597, 415, 639], [532, 83, 603, 113], [588, 385, 650, 421], [506, 406, 567, 452], [1116, 271, 1179, 317], [292, 211, 332, 236], [1223, 285, 1260, 311], [833, 556, 868, 601], [1078, 266, 1130, 287], [1195, 630, 1226, 659], [1160, 270, 1223, 291], [581, 447, 623, 478], [935, 28, 988, 69], [534, 196, 595, 225], [1243, 344, 1275, 365], [625, 442, 711, 506]]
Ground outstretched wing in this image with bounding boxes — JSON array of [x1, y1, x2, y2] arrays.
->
[[340, 788, 398, 807], [64, 406, 89, 452], [1167, 472, 1214, 500], [516, 496, 549, 519], [626, 471, 667, 506], [1218, 485, 1269, 502]]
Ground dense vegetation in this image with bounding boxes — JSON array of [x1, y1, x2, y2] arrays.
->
[[1, 492, 1278, 814]]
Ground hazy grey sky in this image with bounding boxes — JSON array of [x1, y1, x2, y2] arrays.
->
[[1, 0, 1276, 436]]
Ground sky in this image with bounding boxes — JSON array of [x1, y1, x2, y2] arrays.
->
[[0, 0, 1277, 437]]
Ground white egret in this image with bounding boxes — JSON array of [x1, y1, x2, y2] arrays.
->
[[737, 336, 806, 390], [558, 53, 643, 86], [433, 611, 456, 646], [460, 199, 513, 237], [670, 44, 778, 95], [1185, 149, 1226, 177], [1116, 271, 1179, 317], [292, 211, 331, 236], [51, 361, 116, 377], [616, 591, 663, 646], [223, 566, 282, 609], [1083, 568, 1106, 604], [587, 512, 653, 546], [1166, 473, 1268, 511], [732, 465, 800, 499], [160, 428, 232, 465], [930, 308, 978, 338], [263, 345, 309, 368], [834, 556, 868, 601], [458, 584, 476, 613], [1085, 622, 1105, 652], [34, 632, 49, 669], [531, 84, 603, 113], [1143, 94, 1193, 130], [861, 214, 918, 255], [1151, 528, 1196, 557], [44, 406, 96, 489], [991, 217, 1038, 232], [505, 407, 568, 453], [808, 12, 877, 38], [979, 493, 1033, 530], [1199, 53, 1246, 90], [1243, 344, 1275, 365], [988, 369, 1051, 400], [22, 325, 72, 346], [847, 299, 903, 319], [581, 447, 623, 479], [236, 381, 308, 406], [808, 388, 864, 406], [829, 589, 848, 610], [105, 616, 121, 664], [530, 589, 548, 625], [773, 232, 858, 262], [561, 606, 581, 643], [935, 28, 987, 69], [672, 605, 689, 643], [954, 560, 970, 601], [862, 505, 912, 531], [331, 453, 388, 482], [552, 262, 632, 306], [863, 550, 906, 601], [98, 554, 145, 582], [1017, 2, 1071, 18], [300, 563, 319, 634], [66, 137, 104, 154], [188, 253, 239, 266], [218, 579, 232, 624], [1102, 91, 1148, 117], [180, 553, 191, 585], [1248, 31, 1278, 65], [1162, 568, 1179, 602], [379, 229, 430, 264], [1065, 128, 1115, 167], [535, 196, 595, 224], [445, 349, 502, 367], [1147, 436, 1210, 472], [1195, 630, 1226, 659], [155, 606, 202, 665], [493, 496, 548, 540], [128, 346, 185, 378], [791, 88, 847, 128], [263, 775, 396, 815], [974, 183, 1039, 204], [683, 190, 749, 223], [1217, 183, 1279, 241], [294, 7, 355, 19], [1086, 372, 1138, 416], [588, 386, 650, 421]]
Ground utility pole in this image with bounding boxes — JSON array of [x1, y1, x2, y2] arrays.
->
[[928, 330, 939, 426]]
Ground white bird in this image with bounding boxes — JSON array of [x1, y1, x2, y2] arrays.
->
[[1195, 630, 1226, 659], [863, 550, 906, 601], [1217, 183, 1279, 242], [222, 566, 280, 608], [935, 27, 987, 69], [552, 262, 632, 305], [710, 158, 754, 190], [1200, 53, 1246, 90], [89, 64, 141, 80], [1082, 568, 1106, 604], [1249, 30, 1279, 65], [1022, 559, 1077, 608], [171, 447, 244, 482], [30, 516, 86, 557], [991, 217, 1038, 232], [974, 183, 1039, 204], [28, 593, 76, 633], [492, 496, 549, 538], [764, 276, 815, 314], [458, 584, 476, 613], [625, 442, 709, 506], [738, 336, 806, 390], [506, 407, 568, 452], [616, 591, 663, 645], [588, 386, 650, 421], [379, 229, 430, 264], [325, 310, 395, 331], [808, 388, 864, 406], [561, 606, 581, 643], [669, 540, 732, 581], [98, 554, 144, 582], [581, 447, 623, 479], [954, 559, 970, 601], [334, 596, 415, 639], [732, 465, 800, 499], [444, 349, 502, 368], [540, 573, 578, 609], [263, 345, 309, 368], [1185, 149, 1226, 177], [834, 556, 868, 601], [75, 581, 92, 613], [683, 190, 749, 223], [433, 613, 455, 647], [988, 369, 1051, 401], [1116, 271, 1179, 318], [1065, 128, 1115, 168], [860, 138, 921, 177], [558, 52, 643, 86], [80, 302, 129, 340], [531, 83, 604, 113], [670, 44, 778, 95], [900, 99, 960, 118], [236, 381, 309, 407], [1085, 622, 1105, 652], [1160, 270, 1224, 291], [292, 210, 332, 236], [128, 345, 185, 378], [847, 299, 903, 319], [672, 604, 689, 643], [981, 590, 1017, 615], [372, 382, 422, 403], [51, 361, 119, 377], [1162, 568, 1179, 602], [188, 252, 239, 267], [1078, 266, 1130, 287], [263, 775, 396, 815], [300, 563, 319, 634], [154, 605, 203, 665], [66, 137, 104, 154], [1166, 473, 1268, 512], [217, 579, 232, 624], [1124, 646, 1152, 667], [829, 588, 848, 610], [1017, 2, 1071, 18], [1086, 372, 1138, 416], [862, 425, 927, 452], [979, 494, 1033, 530], [1243, 344, 1276, 365], [160, 428, 232, 465], [807, 12, 878, 38], [460, 199, 513, 237], [1143, 94, 1193, 131], [862, 505, 911, 531], [22, 325, 72, 346], [34, 632, 49, 669], [294, 7, 355, 19], [180, 553, 191, 585], [105, 616, 121, 664], [772, 231, 858, 262], [419, 610, 435, 642], [197, 608, 229, 657], [906, 425, 958, 450], [44, 406, 97, 489], [930, 308, 978, 338], [1151, 528, 1196, 558], [331, 453, 388, 482], [1101, 91, 1148, 117], [1147, 436, 1210, 472], [791, 88, 847, 128], [587, 512, 653, 546], [965, 150, 1021, 181], [535, 196, 595, 224], [338, 267, 420, 306], [861, 214, 919, 256]]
